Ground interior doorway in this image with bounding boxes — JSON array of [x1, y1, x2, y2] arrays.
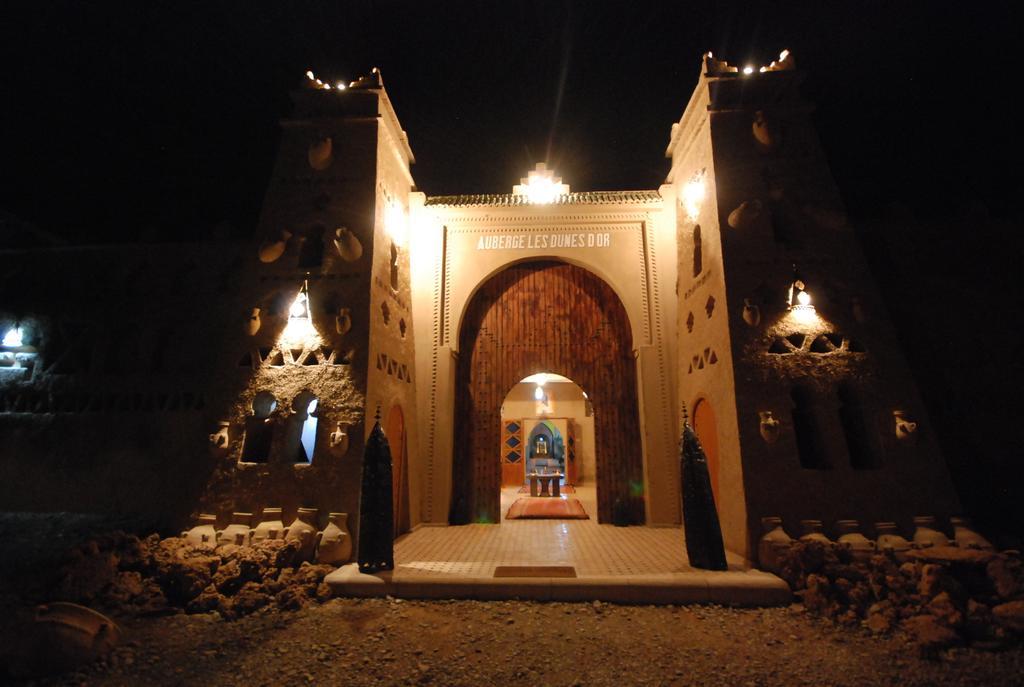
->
[[451, 260, 644, 525]]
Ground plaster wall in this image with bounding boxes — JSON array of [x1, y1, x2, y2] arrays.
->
[[667, 72, 749, 555], [412, 197, 680, 525], [702, 68, 960, 557]]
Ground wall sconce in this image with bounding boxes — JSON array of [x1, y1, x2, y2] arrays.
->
[[786, 265, 817, 324], [289, 278, 311, 322]]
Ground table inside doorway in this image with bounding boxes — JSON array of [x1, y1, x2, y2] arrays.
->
[[528, 472, 563, 497]]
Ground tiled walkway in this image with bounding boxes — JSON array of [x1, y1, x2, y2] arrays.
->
[[326, 485, 790, 605], [395, 485, 746, 577]]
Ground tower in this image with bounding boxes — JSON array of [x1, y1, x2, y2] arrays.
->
[[667, 52, 960, 559]]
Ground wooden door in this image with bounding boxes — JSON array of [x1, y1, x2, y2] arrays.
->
[[451, 261, 643, 524], [385, 404, 410, 537], [692, 398, 719, 505]]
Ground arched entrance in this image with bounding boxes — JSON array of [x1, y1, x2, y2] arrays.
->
[[450, 260, 644, 525], [385, 404, 410, 538], [692, 398, 719, 504]]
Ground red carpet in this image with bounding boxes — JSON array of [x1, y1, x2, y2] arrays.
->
[[517, 484, 575, 494], [505, 497, 589, 520]]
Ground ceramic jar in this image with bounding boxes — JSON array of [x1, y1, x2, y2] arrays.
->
[[317, 512, 353, 565], [799, 519, 832, 545], [758, 411, 780, 444], [950, 516, 994, 551], [758, 517, 793, 573], [912, 516, 949, 549], [217, 512, 253, 546], [286, 507, 320, 562], [835, 520, 876, 562], [252, 507, 285, 544], [182, 514, 217, 547], [874, 522, 911, 562]]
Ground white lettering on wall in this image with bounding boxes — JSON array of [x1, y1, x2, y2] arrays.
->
[[476, 232, 612, 250]]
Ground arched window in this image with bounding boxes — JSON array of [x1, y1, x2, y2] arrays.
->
[[241, 391, 277, 463], [838, 383, 882, 469], [692, 225, 703, 277], [298, 224, 325, 268], [389, 241, 400, 291], [791, 385, 829, 469], [285, 390, 320, 464]]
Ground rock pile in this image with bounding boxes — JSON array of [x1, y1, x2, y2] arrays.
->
[[51, 532, 336, 620], [776, 540, 1024, 655]]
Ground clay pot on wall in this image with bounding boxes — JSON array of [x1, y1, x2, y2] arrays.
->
[[208, 422, 230, 457], [286, 507, 320, 562], [758, 411, 780, 444], [950, 516, 994, 551], [316, 512, 353, 565], [742, 299, 761, 327], [727, 200, 763, 230], [758, 517, 792, 574], [182, 514, 217, 547], [251, 508, 285, 544], [752, 111, 775, 151], [875, 522, 911, 562], [307, 137, 333, 171], [333, 227, 363, 262], [329, 422, 350, 456], [835, 520, 876, 562], [799, 519, 832, 545], [217, 512, 253, 547], [894, 411, 918, 441], [912, 516, 950, 549], [247, 308, 261, 336], [335, 308, 352, 336], [258, 230, 292, 263]]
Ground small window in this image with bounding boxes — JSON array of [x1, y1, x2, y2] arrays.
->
[[241, 391, 277, 463], [838, 384, 882, 469], [286, 391, 320, 464], [791, 385, 829, 469], [298, 224, 325, 268], [692, 225, 703, 277]]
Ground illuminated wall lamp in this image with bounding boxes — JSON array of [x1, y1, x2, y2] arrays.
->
[[289, 278, 312, 321], [787, 266, 816, 319]]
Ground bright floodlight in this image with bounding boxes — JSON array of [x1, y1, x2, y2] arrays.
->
[[289, 282, 311, 320], [682, 170, 706, 220], [512, 163, 570, 204], [534, 385, 545, 401], [2, 328, 23, 347], [743, 65, 754, 75]]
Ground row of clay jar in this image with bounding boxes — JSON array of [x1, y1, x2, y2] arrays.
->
[[758, 515, 994, 573], [181, 508, 352, 566]]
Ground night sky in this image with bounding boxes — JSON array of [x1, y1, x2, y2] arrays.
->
[[1, 2, 1021, 532]]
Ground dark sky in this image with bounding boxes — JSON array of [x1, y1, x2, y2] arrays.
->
[[0, 1, 1019, 242]]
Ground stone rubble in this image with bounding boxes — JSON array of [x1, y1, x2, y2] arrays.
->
[[775, 540, 1024, 655], [51, 531, 336, 621]]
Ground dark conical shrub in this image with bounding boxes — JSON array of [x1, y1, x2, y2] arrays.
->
[[358, 420, 394, 572], [680, 422, 728, 571]]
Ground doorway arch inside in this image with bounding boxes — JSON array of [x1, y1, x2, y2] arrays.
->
[[450, 260, 644, 525]]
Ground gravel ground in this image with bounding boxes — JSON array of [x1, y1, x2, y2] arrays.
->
[[25, 597, 1024, 687]]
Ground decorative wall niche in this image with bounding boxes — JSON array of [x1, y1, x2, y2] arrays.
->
[[838, 384, 882, 469], [298, 225, 326, 268], [686, 312, 695, 333], [398, 318, 407, 339], [705, 295, 716, 318], [390, 241, 400, 291], [380, 301, 391, 325], [286, 390, 320, 464], [692, 225, 703, 277]]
